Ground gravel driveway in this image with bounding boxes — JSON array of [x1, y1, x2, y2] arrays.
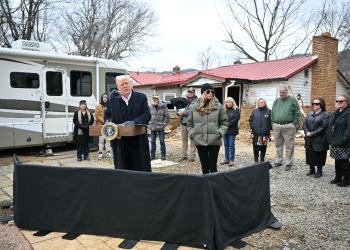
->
[[1, 134, 349, 250]]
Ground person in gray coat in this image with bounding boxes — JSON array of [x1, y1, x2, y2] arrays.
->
[[187, 83, 228, 174], [149, 94, 170, 161]]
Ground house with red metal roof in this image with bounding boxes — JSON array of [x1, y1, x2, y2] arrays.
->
[[131, 33, 350, 120]]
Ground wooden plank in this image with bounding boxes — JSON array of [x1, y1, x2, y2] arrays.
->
[[89, 125, 146, 137], [288, 85, 306, 118]]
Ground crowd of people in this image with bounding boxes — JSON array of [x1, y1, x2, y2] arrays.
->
[[72, 77, 350, 187]]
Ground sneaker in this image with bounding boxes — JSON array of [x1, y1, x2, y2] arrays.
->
[[98, 152, 103, 160], [273, 163, 282, 168], [285, 165, 292, 171], [106, 151, 113, 158], [150, 155, 155, 161], [229, 161, 234, 166], [161, 156, 166, 161], [179, 157, 188, 162], [84, 157, 90, 161], [220, 160, 230, 165], [77, 158, 82, 162]]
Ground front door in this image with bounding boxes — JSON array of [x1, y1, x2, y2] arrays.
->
[[42, 67, 68, 138]]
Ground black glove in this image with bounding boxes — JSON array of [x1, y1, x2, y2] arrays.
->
[[124, 121, 135, 126]]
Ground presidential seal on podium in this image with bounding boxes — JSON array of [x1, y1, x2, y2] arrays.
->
[[101, 122, 118, 140]]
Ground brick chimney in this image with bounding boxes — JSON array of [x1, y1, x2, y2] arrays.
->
[[311, 32, 338, 111], [173, 65, 180, 75]]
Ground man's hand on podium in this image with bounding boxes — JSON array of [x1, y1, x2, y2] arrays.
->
[[124, 121, 135, 126]]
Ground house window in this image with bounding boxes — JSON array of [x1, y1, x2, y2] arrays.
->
[[105, 72, 124, 96], [46, 71, 63, 96], [10, 72, 39, 88], [164, 93, 176, 103], [70, 71, 92, 96], [304, 69, 309, 78]]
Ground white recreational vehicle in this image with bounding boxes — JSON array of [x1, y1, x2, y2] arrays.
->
[[0, 40, 128, 150]]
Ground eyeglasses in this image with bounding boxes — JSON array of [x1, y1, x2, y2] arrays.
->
[[205, 90, 215, 94], [336, 100, 345, 103], [312, 103, 321, 105]]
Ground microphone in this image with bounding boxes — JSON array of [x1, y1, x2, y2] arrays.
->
[[110, 89, 122, 98]]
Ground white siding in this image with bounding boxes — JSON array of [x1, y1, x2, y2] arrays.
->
[[336, 75, 348, 98], [245, 69, 312, 108]]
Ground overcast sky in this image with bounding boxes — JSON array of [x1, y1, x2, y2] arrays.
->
[[124, 0, 321, 72]]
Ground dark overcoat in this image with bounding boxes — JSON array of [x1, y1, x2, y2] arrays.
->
[[73, 110, 94, 144], [225, 107, 240, 135], [327, 106, 350, 148], [249, 107, 272, 136], [303, 110, 329, 151], [105, 90, 152, 172]]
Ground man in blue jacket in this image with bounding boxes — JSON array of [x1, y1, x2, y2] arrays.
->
[[105, 75, 151, 171]]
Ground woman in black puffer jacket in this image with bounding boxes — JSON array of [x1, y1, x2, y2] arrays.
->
[[327, 94, 350, 187], [249, 97, 271, 164], [303, 97, 329, 178]]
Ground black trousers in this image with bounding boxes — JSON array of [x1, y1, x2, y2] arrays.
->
[[254, 147, 267, 158], [196, 145, 220, 174], [335, 159, 350, 180]]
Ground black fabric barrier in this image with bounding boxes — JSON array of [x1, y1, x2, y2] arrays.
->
[[13, 155, 277, 250]]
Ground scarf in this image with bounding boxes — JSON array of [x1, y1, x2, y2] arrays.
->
[[78, 110, 91, 135]]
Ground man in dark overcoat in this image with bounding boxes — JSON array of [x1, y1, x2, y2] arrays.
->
[[104, 75, 151, 171]]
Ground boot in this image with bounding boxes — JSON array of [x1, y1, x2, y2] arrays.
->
[[330, 162, 343, 184], [260, 157, 265, 163], [314, 166, 322, 178], [306, 166, 315, 176], [337, 178, 350, 187], [254, 157, 259, 165], [220, 159, 230, 165], [150, 155, 155, 161]]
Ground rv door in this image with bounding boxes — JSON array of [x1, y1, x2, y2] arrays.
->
[[41, 67, 68, 139]]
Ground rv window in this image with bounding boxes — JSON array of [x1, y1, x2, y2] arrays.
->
[[105, 72, 124, 96], [70, 71, 92, 96], [46, 71, 63, 96], [10, 72, 39, 88]]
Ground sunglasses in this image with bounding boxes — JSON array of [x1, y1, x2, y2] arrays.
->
[[205, 90, 215, 94], [312, 103, 321, 105], [336, 100, 345, 103]]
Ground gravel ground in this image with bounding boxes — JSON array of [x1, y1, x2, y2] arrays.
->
[[1, 135, 349, 250]]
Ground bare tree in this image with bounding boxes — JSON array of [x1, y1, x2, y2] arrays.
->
[[56, 0, 160, 61], [217, 54, 237, 67], [0, 0, 56, 47], [196, 47, 219, 70], [221, 0, 308, 62]]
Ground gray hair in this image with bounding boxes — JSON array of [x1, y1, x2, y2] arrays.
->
[[115, 75, 131, 86], [279, 85, 288, 91], [225, 97, 238, 111]]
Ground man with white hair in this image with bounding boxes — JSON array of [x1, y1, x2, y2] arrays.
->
[[271, 85, 301, 170], [104, 75, 151, 171]]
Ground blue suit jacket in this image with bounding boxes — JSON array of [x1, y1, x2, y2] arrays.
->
[[104, 90, 151, 124]]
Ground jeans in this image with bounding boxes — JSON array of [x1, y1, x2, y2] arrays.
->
[[196, 145, 220, 174], [223, 134, 236, 161], [77, 144, 89, 159], [151, 130, 166, 156]]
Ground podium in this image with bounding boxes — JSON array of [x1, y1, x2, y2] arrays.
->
[[89, 125, 147, 169]]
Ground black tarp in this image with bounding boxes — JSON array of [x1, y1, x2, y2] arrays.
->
[[13, 155, 277, 250]]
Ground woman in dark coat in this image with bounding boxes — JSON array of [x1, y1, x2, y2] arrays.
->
[[73, 100, 94, 161], [249, 97, 272, 164], [303, 97, 329, 178], [220, 97, 240, 166], [327, 94, 350, 187]]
